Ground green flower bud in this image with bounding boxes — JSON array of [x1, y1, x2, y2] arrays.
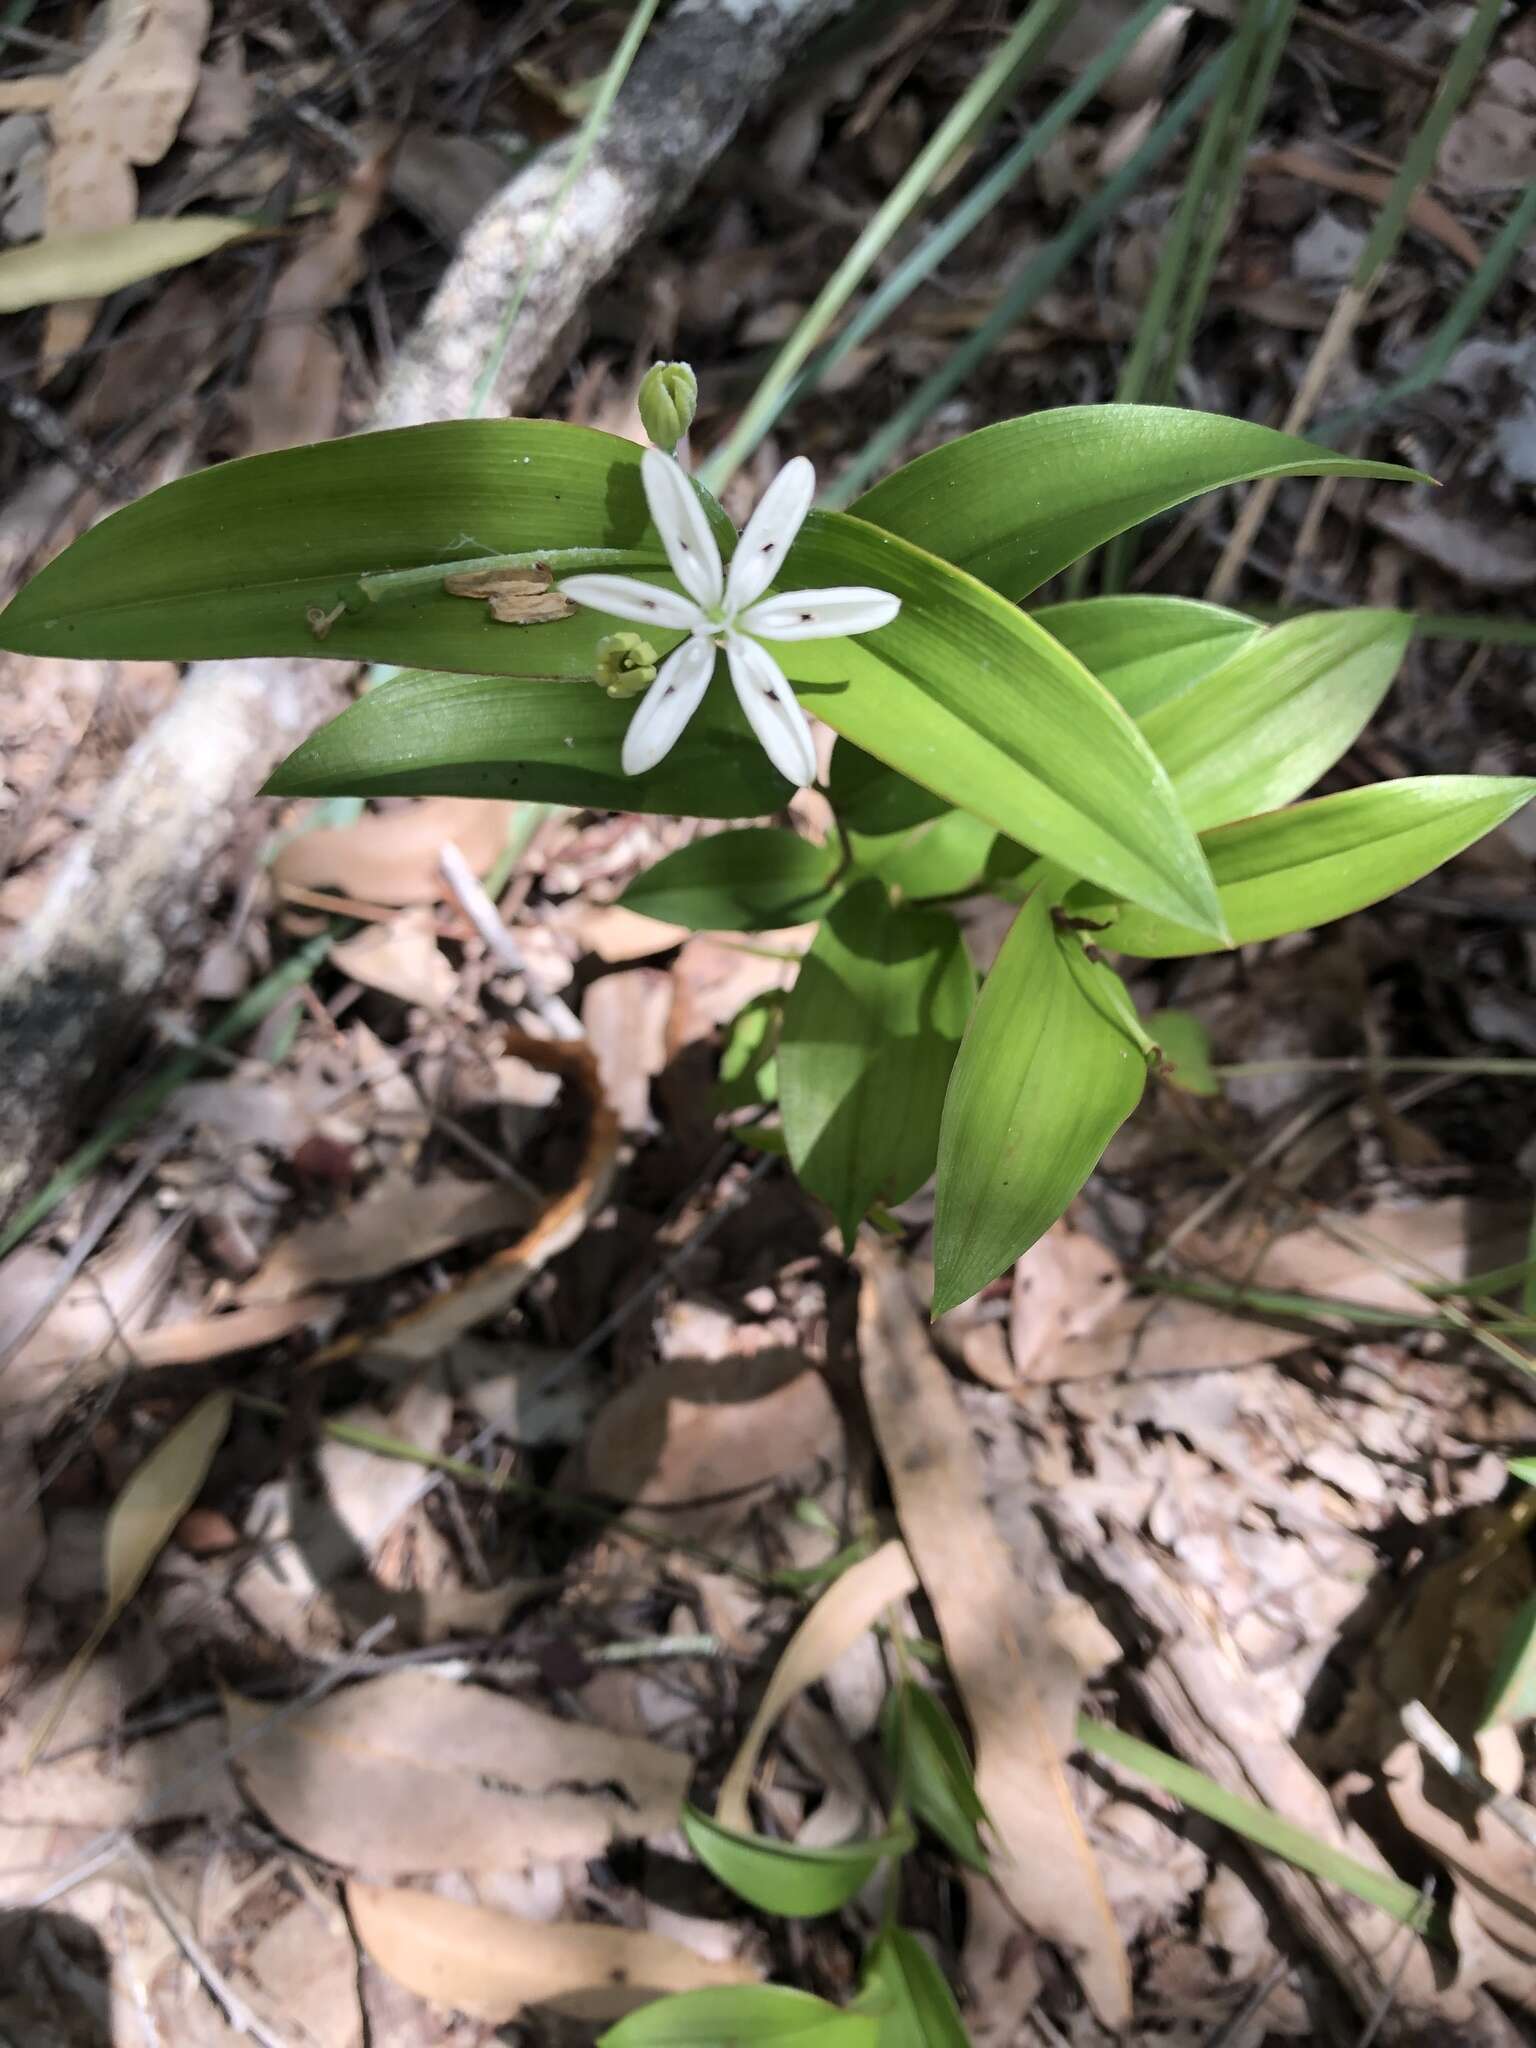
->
[[637, 360, 697, 453], [595, 631, 659, 699]]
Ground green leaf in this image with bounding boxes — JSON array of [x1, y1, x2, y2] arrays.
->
[[780, 884, 974, 1246], [1085, 776, 1536, 957], [1137, 610, 1413, 830], [715, 992, 783, 1112], [829, 742, 951, 836], [682, 1805, 908, 1918], [880, 1684, 989, 1873], [857, 1931, 969, 2048], [263, 667, 789, 818], [1147, 1010, 1220, 1096], [600, 1986, 877, 2048], [1481, 1589, 1536, 1730], [782, 511, 1225, 938], [621, 829, 841, 931], [850, 809, 996, 902], [0, 419, 711, 672], [1031, 595, 1262, 719], [849, 406, 1425, 601], [933, 894, 1147, 1313]]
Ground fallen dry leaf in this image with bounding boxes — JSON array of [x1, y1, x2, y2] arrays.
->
[[858, 1246, 1131, 2030], [42, 0, 211, 363], [1439, 58, 1536, 194], [0, 213, 254, 312], [227, 1668, 692, 1872], [1249, 147, 1481, 268], [349, 1882, 756, 2023], [26, 1294, 335, 1372], [583, 967, 672, 1130], [240, 1172, 536, 1302], [1007, 1222, 1127, 1385], [553, 900, 691, 963], [273, 798, 517, 907], [231, 144, 390, 451], [1370, 495, 1536, 593], [26, 1393, 232, 1766], [332, 910, 456, 1009], [717, 1540, 917, 1831]]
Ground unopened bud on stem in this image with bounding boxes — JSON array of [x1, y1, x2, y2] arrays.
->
[[638, 360, 697, 454]]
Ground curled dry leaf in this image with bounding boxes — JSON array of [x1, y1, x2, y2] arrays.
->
[[349, 1881, 757, 2024], [227, 1668, 693, 1873], [857, 1247, 1131, 2030], [273, 796, 517, 908], [25, 1392, 232, 1766], [717, 1540, 917, 1832]]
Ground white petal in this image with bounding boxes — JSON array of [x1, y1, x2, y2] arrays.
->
[[640, 447, 724, 611], [739, 586, 902, 642], [723, 454, 816, 613], [558, 573, 704, 632], [725, 631, 817, 788], [621, 635, 716, 776]]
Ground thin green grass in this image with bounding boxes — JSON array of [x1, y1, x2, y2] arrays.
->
[[699, 0, 1072, 492]]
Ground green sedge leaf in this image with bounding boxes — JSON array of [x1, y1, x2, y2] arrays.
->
[[933, 896, 1147, 1313], [780, 884, 974, 1247], [600, 1986, 877, 2048], [850, 809, 996, 902], [622, 829, 841, 931], [857, 1931, 969, 2048], [0, 420, 725, 673], [262, 667, 789, 817], [1085, 776, 1536, 958], [682, 1805, 908, 1918], [782, 512, 1225, 939], [880, 1684, 989, 1873], [850, 406, 1426, 601], [1138, 610, 1412, 831], [1147, 1010, 1220, 1096], [1031, 595, 1262, 719]]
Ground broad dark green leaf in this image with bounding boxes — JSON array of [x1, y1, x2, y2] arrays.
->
[[782, 513, 1225, 937], [880, 1684, 989, 1873], [1031, 595, 1262, 719], [829, 741, 951, 836], [850, 406, 1424, 601], [780, 884, 974, 1247], [933, 894, 1147, 1313], [850, 809, 996, 902], [263, 667, 790, 817], [0, 419, 713, 672], [856, 1931, 969, 2048], [622, 829, 841, 930], [1138, 611, 1412, 830], [600, 1986, 877, 2048], [1082, 776, 1536, 958], [1146, 1010, 1220, 1096], [682, 1805, 908, 1918]]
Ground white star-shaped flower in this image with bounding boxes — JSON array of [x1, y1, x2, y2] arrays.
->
[[559, 449, 901, 788]]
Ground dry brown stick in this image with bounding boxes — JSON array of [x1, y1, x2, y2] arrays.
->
[[0, 0, 842, 1239]]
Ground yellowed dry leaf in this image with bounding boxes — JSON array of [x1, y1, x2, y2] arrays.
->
[[26, 1294, 335, 1371], [227, 1668, 692, 1872], [718, 1540, 917, 1831], [25, 1392, 232, 1766], [858, 1247, 1131, 2029], [0, 214, 254, 312], [231, 145, 390, 452], [43, 0, 212, 361], [350, 1881, 756, 2023], [272, 797, 516, 907], [443, 563, 576, 624], [552, 900, 691, 963], [238, 1173, 535, 1303], [332, 910, 456, 1009]]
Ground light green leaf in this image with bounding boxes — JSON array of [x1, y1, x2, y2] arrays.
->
[[1085, 776, 1536, 958], [621, 829, 841, 930], [850, 809, 996, 902], [714, 992, 783, 1112], [682, 1806, 909, 1918], [856, 1931, 968, 2048], [1147, 1010, 1220, 1096], [880, 1684, 989, 1873], [0, 419, 705, 672], [782, 512, 1225, 938], [0, 215, 260, 311], [263, 667, 789, 818], [850, 406, 1425, 600], [780, 883, 974, 1247], [1031, 595, 1262, 719], [933, 894, 1147, 1313], [600, 1986, 877, 2048], [1138, 610, 1413, 830]]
